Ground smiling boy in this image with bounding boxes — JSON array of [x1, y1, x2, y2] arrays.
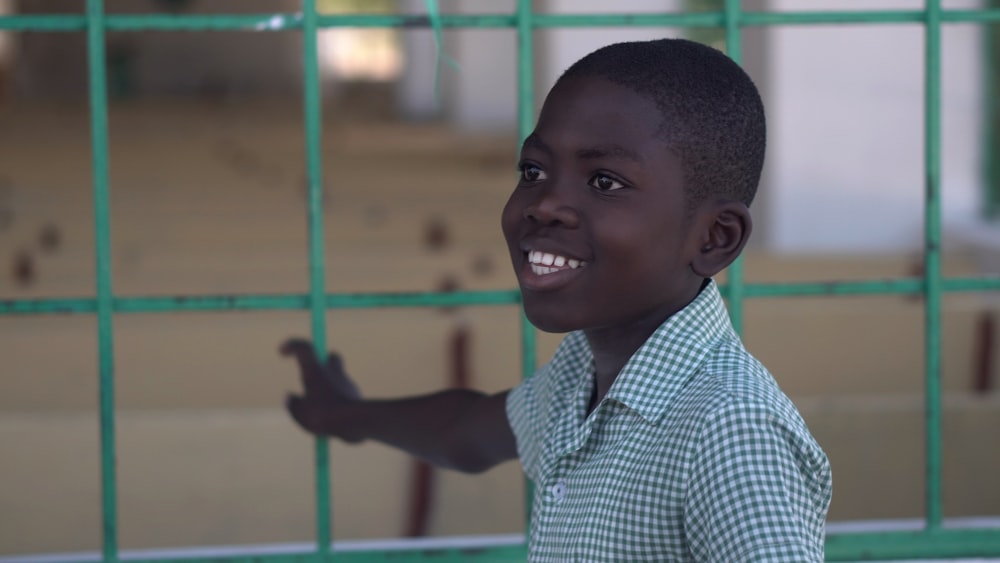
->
[[281, 38, 832, 561]]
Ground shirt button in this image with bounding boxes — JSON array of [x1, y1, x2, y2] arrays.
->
[[549, 481, 568, 502]]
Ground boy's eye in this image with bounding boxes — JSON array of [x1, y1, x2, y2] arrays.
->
[[590, 174, 625, 191], [519, 164, 547, 183]]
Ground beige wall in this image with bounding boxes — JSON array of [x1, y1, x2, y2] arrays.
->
[[1, 102, 998, 555], [12, 0, 302, 100]]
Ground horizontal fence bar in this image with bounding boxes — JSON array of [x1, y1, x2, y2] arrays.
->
[[0, 538, 535, 563], [0, 290, 522, 315], [825, 528, 1000, 560], [11, 528, 1000, 563], [12, 546, 530, 563], [5, 276, 1000, 315], [2, 9, 1000, 32]]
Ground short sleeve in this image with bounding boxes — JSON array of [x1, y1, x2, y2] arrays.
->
[[684, 402, 832, 562], [506, 375, 543, 481]]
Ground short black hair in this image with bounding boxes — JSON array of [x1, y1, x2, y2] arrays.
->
[[559, 38, 766, 209]]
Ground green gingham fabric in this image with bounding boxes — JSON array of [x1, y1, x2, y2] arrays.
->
[[507, 280, 833, 562]]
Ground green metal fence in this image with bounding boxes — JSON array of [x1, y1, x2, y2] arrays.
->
[[1, 1, 1000, 561], [989, 0, 1000, 219]]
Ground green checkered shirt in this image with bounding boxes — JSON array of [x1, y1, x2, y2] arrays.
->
[[507, 280, 832, 561]]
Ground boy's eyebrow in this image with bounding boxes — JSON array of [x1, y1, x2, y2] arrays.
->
[[575, 145, 644, 163], [521, 133, 550, 155], [521, 133, 643, 164]]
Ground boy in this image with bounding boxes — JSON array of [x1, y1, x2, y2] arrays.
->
[[281, 38, 832, 561]]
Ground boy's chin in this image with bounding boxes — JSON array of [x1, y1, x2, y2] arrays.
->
[[530, 323, 572, 335], [522, 306, 576, 335]]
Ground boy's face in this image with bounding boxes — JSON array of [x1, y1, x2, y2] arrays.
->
[[501, 75, 707, 334]]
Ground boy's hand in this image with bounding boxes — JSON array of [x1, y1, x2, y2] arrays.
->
[[280, 338, 364, 442]]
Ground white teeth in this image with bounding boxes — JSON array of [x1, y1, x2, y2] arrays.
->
[[531, 264, 557, 275], [526, 250, 586, 274]]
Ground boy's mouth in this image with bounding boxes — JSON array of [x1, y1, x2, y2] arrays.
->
[[526, 250, 587, 276]]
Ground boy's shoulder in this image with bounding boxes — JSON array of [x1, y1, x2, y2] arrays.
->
[[677, 337, 801, 424], [699, 338, 786, 406], [669, 338, 825, 464], [677, 342, 832, 563]]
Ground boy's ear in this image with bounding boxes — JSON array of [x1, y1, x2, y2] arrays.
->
[[691, 201, 752, 278]]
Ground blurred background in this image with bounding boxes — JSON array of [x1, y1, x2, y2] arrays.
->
[[0, 0, 998, 556]]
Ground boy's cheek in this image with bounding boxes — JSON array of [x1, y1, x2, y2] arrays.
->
[[499, 198, 522, 243]]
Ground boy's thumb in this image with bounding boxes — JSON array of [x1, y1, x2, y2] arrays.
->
[[285, 394, 305, 423]]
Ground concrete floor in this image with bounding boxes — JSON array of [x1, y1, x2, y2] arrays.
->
[[1, 100, 998, 555]]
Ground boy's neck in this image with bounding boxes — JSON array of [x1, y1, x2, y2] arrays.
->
[[586, 322, 660, 412], [583, 279, 709, 413]]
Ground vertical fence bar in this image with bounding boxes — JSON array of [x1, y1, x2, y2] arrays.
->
[[516, 0, 537, 531], [515, 2, 534, 139], [987, 0, 1000, 219], [723, 0, 745, 334], [923, 0, 944, 530], [86, 0, 119, 560], [302, 0, 332, 555], [723, 0, 742, 63]]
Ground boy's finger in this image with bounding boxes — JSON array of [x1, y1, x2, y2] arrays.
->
[[287, 394, 330, 436], [326, 352, 345, 374], [285, 394, 310, 430], [280, 338, 324, 388], [279, 337, 313, 356]]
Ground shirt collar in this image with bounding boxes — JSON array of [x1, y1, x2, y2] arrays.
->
[[603, 279, 736, 424]]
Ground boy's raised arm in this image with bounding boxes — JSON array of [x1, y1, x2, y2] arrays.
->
[[280, 338, 519, 474]]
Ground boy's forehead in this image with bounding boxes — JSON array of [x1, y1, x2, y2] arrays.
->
[[522, 132, 646, 165], [532, 75, 669, 151], [541, 76, 661, 127], [545, 74, 622, 106]]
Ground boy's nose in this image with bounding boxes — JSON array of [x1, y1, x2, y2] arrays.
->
[[523, 186, 580, 228]]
